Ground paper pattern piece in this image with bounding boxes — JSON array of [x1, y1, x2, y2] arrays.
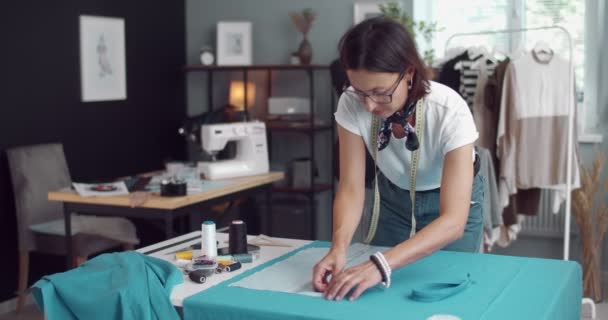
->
[[230, 243, 388, 296]]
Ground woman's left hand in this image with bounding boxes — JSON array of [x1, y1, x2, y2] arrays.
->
[[324, 261, 382, 301]]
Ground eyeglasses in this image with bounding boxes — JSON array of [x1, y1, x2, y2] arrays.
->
[[343, 72, 405, 104]]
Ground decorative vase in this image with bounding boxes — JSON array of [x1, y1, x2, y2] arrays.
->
[[297, 34, 312, 65]]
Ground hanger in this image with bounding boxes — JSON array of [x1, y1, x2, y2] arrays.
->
[[455, 46, 487, 71], [490, 44, 507, 61], [532, 40, 554, 63], [469, 46, 496, 70], [467, 45, 487, 60], [533, 40, 552, 54], [437, 46, 466, 67], [508, 41, 527, 61]]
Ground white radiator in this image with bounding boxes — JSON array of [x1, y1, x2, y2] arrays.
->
[[519, 191, 576, 238]]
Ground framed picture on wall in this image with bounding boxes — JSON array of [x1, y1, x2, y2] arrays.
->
[[79, 15, 127, 102], [353, 2, 386, 25], [217, 21, 252, 66]]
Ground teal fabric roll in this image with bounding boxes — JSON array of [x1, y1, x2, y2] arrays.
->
[[183, 241, 581, 320], [32, 251, 182, 320]]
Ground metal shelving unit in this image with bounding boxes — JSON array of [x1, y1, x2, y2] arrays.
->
[[184, 64, 335, 239]]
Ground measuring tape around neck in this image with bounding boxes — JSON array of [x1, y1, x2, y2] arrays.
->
[[364, 99, 425, 244]]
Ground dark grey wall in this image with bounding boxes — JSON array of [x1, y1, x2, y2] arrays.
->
[[185, 0, 411, 240], [0, 0, 186, 302], [186, 0, 412, 239], [185, 0, 412, 115]]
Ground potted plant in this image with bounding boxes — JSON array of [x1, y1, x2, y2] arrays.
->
[[289, 8, 317, 65], [379, 2, 441, 68]]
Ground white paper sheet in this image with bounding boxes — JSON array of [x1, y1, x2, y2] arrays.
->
[[230, 243, 388, 296]]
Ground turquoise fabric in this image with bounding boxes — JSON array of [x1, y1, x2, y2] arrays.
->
[[183, 241, 582, 320], [32, 251, 183, 320], [409, 273, 471, 302]]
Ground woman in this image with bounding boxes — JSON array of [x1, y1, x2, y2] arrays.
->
[[312, 17, 484, 301]]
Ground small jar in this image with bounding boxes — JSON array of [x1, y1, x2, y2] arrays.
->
[[290, 53, 300, 65]]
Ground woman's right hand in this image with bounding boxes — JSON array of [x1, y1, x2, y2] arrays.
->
[[312, 248, 346, 293]]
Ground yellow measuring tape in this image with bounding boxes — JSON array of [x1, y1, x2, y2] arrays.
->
[[364, 99, 425, 244]]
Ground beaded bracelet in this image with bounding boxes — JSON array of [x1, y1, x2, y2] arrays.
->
[[369, 254, 387, 286], [374, 252, 392, 277], [374, 252, 392, 287], [370, 252, 391, 288]]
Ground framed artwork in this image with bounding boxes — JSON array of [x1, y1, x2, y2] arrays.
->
[[217, 21, 252, 66], [353, 2, 386, 25], [79, 15, 127, 102]]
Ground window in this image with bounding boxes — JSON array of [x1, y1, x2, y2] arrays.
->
[[523, 0, 585, 93], [414, 0, 585, 95], [420, 1, 511, 59]]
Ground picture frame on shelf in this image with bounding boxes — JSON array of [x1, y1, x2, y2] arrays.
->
[[217, 21, 252, 66], [79, 15, 127, 102], [353, 2, 386, 25]]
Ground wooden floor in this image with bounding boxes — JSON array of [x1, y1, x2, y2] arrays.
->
[[0, 305, 42, 320]]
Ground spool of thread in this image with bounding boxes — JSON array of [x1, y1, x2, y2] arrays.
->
[[189, 270, 207, 284], [231, 254, 253, 264], [175, 259, 191, 268], [175, 251, 193, 260], [225, 261, 242, 272], [229, 220, 248, 254], [188, 265, 215, 284], [216, 260, 242, 273], [201, 221, 217, 258], [216, 253, 255, 263]]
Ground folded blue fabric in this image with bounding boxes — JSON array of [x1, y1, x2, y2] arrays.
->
[[410, 273, 472, 302], [32, 251, 182, 320]]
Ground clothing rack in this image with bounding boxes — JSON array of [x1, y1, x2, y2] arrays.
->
[[444, 27, 597, 317], [444, 26, 575, 261]]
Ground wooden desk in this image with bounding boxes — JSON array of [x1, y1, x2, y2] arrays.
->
[[49, 172, 284, 267]]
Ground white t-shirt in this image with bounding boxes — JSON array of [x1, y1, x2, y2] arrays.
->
[[334, 80, 478, 191]]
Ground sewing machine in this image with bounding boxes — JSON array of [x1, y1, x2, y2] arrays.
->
[[198, 122, 269, 180]]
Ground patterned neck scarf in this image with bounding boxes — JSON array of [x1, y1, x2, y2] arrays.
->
[[377, 100, 420, 151]]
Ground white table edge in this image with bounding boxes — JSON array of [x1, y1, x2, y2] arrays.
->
[[138, 231, 311, 307]]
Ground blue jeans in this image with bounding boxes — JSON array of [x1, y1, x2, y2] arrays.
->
[[370, 172, 485, 253]]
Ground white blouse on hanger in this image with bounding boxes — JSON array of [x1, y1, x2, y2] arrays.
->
[[496, 50, 580, 213]]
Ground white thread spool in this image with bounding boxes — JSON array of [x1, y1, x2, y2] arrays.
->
[[201, 221, 217, 258]]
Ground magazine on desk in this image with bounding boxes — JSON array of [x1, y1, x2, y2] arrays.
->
[[72, 181, 129, 197]]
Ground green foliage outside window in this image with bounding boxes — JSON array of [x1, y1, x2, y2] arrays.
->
[[379, 2, 442, 66]]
